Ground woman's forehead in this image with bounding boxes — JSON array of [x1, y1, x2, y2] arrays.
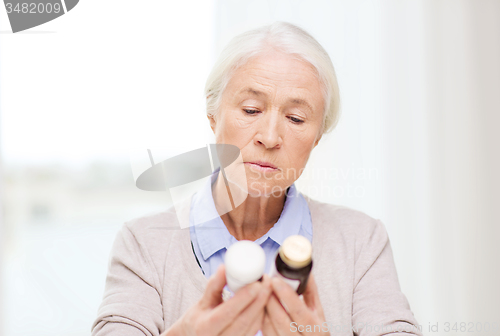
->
[[233, 51, 318, 81], [224, 52, 324, 111]]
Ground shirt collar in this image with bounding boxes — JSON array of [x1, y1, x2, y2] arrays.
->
[[191, 168, 230, 261], [191, 167, 308, 261]]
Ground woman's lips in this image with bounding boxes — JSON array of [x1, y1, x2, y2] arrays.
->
[[244, 162, 279, 172]]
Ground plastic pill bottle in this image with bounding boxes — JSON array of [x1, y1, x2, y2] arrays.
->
[[224, 240, 266, 293], [270, 235, 313, 295]]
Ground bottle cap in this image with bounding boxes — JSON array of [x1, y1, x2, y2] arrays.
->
[[225, 240, 265, 292], [279, 235, 312, 269]]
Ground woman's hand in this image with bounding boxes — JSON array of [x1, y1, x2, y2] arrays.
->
[[165, 264, 272, 336], [262, 274, 330, 336]]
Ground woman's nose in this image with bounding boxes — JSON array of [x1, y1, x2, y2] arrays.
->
[[254, 110, 283, 149]]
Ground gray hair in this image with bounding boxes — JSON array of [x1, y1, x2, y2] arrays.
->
[[204, 21, 341, 136]]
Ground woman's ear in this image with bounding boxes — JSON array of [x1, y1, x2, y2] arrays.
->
[[314, 134, 322, 147], [207, 113, 216, 134]]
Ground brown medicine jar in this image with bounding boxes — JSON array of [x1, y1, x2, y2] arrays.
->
[[273, 235, 313, 295]]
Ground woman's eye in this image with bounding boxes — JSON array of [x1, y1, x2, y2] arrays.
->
[[289, 116, 304, 124], [243, 109, 259, 115]]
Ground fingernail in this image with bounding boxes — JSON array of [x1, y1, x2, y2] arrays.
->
[[282, 301, 290, 314], [272, 277, 283, 290], [249, 282, 260, 297]]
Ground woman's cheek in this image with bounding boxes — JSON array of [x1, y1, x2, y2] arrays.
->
[[233, 115, 254, 129]]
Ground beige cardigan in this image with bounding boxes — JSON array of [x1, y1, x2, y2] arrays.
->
[[91, 194, 422, 336]]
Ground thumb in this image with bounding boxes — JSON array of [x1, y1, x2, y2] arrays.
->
[[199, 264, 227, 309]]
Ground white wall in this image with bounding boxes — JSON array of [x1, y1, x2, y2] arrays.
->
[[0, 0, 216, 166], [0, 1, 216, 335], [373, 0, 500, 328]]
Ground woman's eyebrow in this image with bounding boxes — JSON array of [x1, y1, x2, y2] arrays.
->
[[288, 98, 313, 113], [237, 87, 314, 113], [237, 87, 266, 97]]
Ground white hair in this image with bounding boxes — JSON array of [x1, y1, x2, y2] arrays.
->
[[205, 21, 341, 136]]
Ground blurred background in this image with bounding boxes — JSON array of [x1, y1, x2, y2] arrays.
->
[[1, 0, 499, 335]]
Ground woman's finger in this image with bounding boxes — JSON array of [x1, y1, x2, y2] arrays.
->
[[199, 264, 227, 309], [265, 293, 293, 335], [270, 277, 317, 329], [208, 281, 262, 335], [220, 277, 272, 336], [262, 312, 279, 336], [242, 275, 273, 336], [243, 309, 265, 336]]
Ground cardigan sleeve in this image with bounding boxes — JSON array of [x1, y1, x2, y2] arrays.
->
[[351, 219, 423, 336], [90, 223, 164, 336]]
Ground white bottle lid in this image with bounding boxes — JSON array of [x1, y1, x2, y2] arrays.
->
[[225, 240, 265, 293]]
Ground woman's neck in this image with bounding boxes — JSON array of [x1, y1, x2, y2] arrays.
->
[[212, 170, 286, 241]]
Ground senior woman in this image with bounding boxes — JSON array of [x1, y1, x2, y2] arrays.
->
[[91, 22, 422, 336]]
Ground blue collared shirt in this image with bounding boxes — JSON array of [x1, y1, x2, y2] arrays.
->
[[189, 168, 313, 280]]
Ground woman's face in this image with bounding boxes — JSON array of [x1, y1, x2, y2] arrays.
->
[[208, 50, 324, 197]]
